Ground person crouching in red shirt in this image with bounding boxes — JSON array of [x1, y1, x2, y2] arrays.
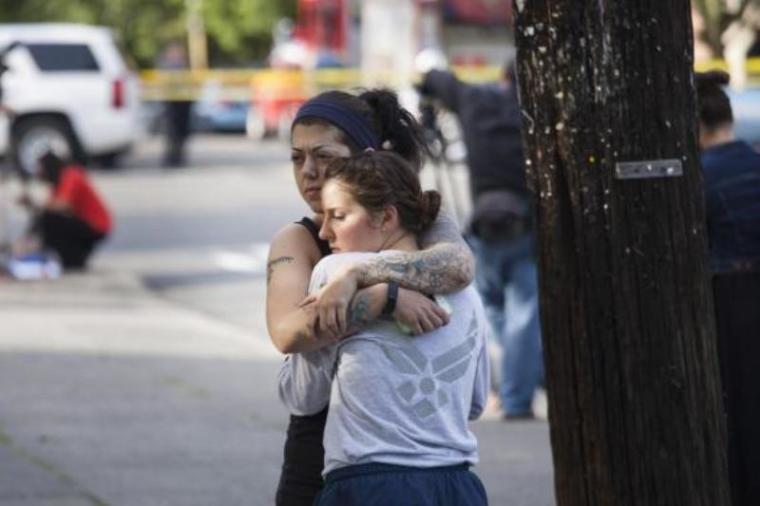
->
[[17, 151, 112, 270]]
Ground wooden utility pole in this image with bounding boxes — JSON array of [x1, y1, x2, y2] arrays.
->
[[186, 0, 208, 70], [513, 1, 731, 505]]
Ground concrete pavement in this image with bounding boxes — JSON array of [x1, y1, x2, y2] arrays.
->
[[0, 269, 285, 505], [0, 135, 555, 505]]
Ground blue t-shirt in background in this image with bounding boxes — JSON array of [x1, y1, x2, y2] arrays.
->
[[701, 140, 760, 273]]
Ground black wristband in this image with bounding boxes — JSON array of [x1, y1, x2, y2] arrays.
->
[[382, 281, 399, 316]]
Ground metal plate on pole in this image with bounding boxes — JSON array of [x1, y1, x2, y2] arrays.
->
[[615, 159, 683, 180]]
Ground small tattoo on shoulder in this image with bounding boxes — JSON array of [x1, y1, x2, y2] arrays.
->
[[267, 256, 295, 283]]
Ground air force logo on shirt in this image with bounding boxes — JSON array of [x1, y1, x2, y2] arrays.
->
[[379, 312, 479, 419]]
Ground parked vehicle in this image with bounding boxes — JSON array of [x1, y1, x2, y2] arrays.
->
[[192, 80, 248, 133], [0, 23, 141, 175], [246, 69, 306, 141]]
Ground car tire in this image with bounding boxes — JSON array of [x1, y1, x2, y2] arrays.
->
[[13, 116, 83, 177], [93, 151, 122, 169]]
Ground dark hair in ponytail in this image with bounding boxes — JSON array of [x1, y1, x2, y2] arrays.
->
[[358, 89, 428, 171], [325, 151, 441, 235], [417, 190, 443, 231], [293, 88, 428, 170], [38, 151, 65, 186], [695, 70, 733, 130]]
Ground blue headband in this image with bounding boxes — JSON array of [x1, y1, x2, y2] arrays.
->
[[294, 98, 381, 150]]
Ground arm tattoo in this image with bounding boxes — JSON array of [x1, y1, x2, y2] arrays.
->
[[347, 292, 373, 330], [354, 211, 475, 294], [267, 256, 294, 284], [356, 248, 469, 294], [306, 292, 374, 343]]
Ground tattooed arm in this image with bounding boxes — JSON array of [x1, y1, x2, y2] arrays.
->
[[266, 224, 315, 354], [266, 224, 391, 354], [358, 209, 473, 291], [311, 210, 474, 336], [267, 222, 455, 353], [277, 293, 365, 414], [277, 284, 397, 414]]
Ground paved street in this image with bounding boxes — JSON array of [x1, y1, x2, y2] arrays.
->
[[0, 135, 555, 506]]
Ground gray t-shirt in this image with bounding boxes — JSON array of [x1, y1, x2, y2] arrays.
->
[[278, 251, 490, 475]]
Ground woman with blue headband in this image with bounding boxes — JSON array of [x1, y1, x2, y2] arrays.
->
[[279, 151, 489, 505], [267, 89, 476, 505]]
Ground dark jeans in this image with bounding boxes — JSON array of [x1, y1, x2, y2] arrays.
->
[[36, 210, 104, 269], [275, 408, 328, 506], [713, 272, 760, 506], [164, 100, 192, 166]]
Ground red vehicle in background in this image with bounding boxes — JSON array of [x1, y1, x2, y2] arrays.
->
[[440, 0, 512, 25], [293, 0, 349, 67], [246, 0, 514, 140], [246, 0, 349, 140]]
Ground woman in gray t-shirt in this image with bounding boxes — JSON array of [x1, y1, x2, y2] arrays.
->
[[279, 151, 489, 506]]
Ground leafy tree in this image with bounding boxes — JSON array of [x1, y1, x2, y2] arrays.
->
[[692, 0, 760, 86], [0, 0, 297, 67], [693, 0, 758, 55], [203, 0, 297, 66]]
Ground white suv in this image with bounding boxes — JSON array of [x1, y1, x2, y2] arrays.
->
[[0, 23, 141, 174]]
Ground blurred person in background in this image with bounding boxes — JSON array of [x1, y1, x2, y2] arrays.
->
[[0, 42, 19, 253], [0, 41, 18, 116], [279, 151, 489, 506], [418, 61, 543, 420], [158, 41, 193, 167], [14, 151, 111, 270], [696, 70, 760, 506], [267, 88, 475, 506]]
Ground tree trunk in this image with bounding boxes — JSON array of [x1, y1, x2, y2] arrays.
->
[[513, 1, 731, 505]]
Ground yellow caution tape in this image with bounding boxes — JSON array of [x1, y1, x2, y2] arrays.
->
[[695, 58, 760, 77], [141, 58, 760, 101]]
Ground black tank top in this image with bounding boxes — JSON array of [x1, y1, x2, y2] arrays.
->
[[296, 216, 331, 257], [275, 217, 330, 506]]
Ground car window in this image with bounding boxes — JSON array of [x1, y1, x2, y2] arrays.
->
[[26, 43, 100, 72]]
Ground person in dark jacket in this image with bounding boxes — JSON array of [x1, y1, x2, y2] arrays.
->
[[158, 42, 193, 167], [419, 63, 543, 419], [696, 70, 760, 506]]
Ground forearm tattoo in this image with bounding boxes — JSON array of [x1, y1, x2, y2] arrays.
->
[[346, 292, 373, 331], [356, 247, 471, 294], [305, 292, 374, 343], [355, 211, 474, 294], [267, 256, 294, 284]]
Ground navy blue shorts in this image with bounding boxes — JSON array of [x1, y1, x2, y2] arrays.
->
[[315, 463, 488, 506]]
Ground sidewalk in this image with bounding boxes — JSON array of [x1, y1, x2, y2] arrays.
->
[[0, 140, 554, 505], [0, 267, 555, 506], [0, 268, 286, 505]]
